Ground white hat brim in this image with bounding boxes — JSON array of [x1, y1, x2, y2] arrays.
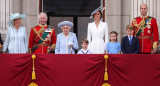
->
[[8, 14, 26, 25], [58, 21, 73, 28]]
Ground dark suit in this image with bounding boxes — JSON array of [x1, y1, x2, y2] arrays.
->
[[121, 36, 139, 54], [0, 34, 3, 45]]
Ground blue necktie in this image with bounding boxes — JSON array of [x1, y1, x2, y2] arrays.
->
[[129, 36, 132, 45]]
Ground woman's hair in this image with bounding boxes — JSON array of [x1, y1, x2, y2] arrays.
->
[[110, 31, 118, 42], [81, 38, 89, 44], [93, 10, 103, 19]]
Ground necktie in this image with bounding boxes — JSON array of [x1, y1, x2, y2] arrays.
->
[[129, 36, 132, 45]]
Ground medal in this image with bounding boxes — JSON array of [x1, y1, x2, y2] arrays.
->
[[147, 25, 151, 29], [147, 30, 151, 34]]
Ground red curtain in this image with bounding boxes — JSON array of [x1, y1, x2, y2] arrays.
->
[[0, 54, 160, 86]]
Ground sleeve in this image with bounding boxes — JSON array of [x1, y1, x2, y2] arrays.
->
[[87, 23, 91, 49], [134, 38, 140, 54], [51, 28, 57, 49], [3, 28, 10, 52], [72, 33, 79, 50], [118, 43, 121, 52], [105, 22, 109, 43], [121, 38, 127, 54], [55, 34, 60, 54], [24, 27, 28, 52], [152, 18, 159, 50], [105, 43, 109, 51], [28, 28, 34, 53], [132, 18, 136, 36], [0, 34, 3, 45]]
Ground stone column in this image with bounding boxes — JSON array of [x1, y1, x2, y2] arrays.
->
[[22, 0, 39, 36], [106, 0, 122, 42]]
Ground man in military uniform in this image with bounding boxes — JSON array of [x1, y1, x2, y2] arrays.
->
[[132, 4, 159, 54], [29, 13, 56, 54]]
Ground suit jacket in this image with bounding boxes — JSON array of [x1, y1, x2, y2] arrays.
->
[[121, 36, 140, 54], [0, 34, 3, 45]]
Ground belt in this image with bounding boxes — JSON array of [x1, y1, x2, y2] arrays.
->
[[136, 36, 152, 39], [34, 43, 51, 47]]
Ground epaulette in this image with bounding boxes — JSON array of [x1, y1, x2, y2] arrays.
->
[[134, 17, 140, 19]]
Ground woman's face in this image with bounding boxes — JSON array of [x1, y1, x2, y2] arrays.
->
[[62, 25, 70, 34], [94, 11, 101, 20], [14, 18, 22, 26]]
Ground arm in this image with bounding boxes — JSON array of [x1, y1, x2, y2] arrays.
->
[[105, 22, 109, 43], [134, 38, 140, 54], [152, 19, 159, 51], [87, 23, 91, 49], [55, 34, 60, 54], [118, 43, 121, 54], [28, 28, 34, 53], [51, 28, 57, 49], [24, 27, 28, 52], [105, 43, 109, 54], [121, 38, 127, 54], [72, 33, 79, 50], [0, 34, 3, 45], [3, 28, 10, 52]]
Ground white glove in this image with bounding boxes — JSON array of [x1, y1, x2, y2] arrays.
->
[[68, 41, 73, 46]]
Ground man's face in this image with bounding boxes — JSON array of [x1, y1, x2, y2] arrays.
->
[[140, 5, 148, 16], [39, 14, 47, 25], [126, 29, 134, 36]]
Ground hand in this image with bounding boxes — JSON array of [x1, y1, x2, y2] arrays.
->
[[68, 42, 73, 46], [3, 51, 6, 53], [151, 50, 157, 54], [48, 46, 53, 51]]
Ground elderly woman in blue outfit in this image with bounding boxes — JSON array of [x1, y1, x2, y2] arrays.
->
[[55, 21, 79, 54], [3, 13, 28, 53]]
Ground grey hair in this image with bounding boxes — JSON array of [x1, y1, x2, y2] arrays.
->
[[38, 12, 48, 19], [61, 26, 71, 29]]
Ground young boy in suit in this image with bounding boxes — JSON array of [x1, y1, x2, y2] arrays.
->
[[121, 24, 140, 54]]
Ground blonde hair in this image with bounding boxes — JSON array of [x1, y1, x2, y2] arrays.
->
[[126, 24, 135, 30]]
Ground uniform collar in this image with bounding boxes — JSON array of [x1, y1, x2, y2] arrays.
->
[[140, 15, 148, 19], [39, 24, 47, 28]]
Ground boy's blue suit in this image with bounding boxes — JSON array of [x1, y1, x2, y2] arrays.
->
[[121, 36, 140, 54]]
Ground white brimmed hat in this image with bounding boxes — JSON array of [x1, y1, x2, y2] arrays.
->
[[90, 6, 105, 18], [58, 21, 73, 28], [8, 13, 26, 25]]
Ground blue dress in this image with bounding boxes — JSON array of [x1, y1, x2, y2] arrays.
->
[[3, 26, 28, 53], [106, 42, 121, 54], [55, 32, 79, 54]]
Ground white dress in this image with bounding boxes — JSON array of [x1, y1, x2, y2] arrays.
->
[[87, 21, 109, 54], [3, 26, 28, 53]]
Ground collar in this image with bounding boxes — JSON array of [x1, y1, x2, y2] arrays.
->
[[140, 15, 148, 19], [81, 49, 89, 53], [128, 35, 133, 38], [39, 24, 47, 28]]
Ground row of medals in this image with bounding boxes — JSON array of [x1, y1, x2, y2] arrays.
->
[[142, 21, 151, 34]]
